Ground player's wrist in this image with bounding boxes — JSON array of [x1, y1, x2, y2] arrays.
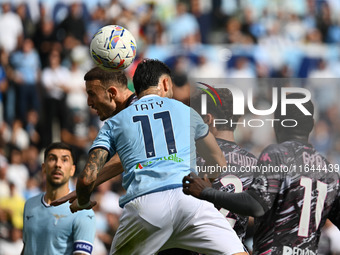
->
[[77, 200, 91, 209]]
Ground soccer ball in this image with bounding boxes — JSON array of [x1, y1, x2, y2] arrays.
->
[[90, 25, 137, 71]]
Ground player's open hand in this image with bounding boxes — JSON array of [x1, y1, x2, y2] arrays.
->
[[182, 172, 212, 198], [69, 199, 97, 213], [51, 190, 77, 206]]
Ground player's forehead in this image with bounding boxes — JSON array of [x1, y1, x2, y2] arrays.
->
[[46, 149, 72, 158], [85, 79, 107, 92]]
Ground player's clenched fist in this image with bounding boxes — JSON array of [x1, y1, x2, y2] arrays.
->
[[182, 172, 212, 198]]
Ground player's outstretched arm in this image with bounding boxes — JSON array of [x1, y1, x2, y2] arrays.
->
[[196, 131, 226, 179], [72, 148, 109, 212], [183, 172, 265, 217], [51, 153, 124, 206]]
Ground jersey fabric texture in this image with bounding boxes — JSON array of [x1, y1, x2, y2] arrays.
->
[[91, 95, 209, 207], [247, 140, 340, 255], [198, 139, 257, 242], [23, 193, 96, 255]]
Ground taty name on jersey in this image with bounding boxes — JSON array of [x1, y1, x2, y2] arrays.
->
[[134, 100, 164, 111], [283, 246, 315, 255]]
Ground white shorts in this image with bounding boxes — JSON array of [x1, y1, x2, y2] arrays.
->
[[110, 188, 246, 255]]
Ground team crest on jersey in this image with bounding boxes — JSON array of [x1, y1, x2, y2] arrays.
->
[[251, 175, 268, 193], [52, 214, 67, 225]]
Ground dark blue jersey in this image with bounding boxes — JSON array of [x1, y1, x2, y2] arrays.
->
[[248, 140, 340, 255], [197, 138, 257, 242]]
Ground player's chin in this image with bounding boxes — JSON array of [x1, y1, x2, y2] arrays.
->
[[49, 178, 68, 188]]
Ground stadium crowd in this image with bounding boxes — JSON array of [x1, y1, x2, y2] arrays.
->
[[0, 0, 340, 254]]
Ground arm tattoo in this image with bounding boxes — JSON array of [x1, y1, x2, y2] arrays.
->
[[77, 148, 108, 205]]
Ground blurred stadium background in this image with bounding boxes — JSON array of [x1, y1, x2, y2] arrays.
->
[[0, 0, 340, 254]]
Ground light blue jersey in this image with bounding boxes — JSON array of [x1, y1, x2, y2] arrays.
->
[[91, 95, 208, 207], [23, 193, 96, 255]]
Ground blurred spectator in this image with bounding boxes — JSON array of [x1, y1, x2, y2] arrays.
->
[[223, 17, 244, 44], [284, 13, 307, 42], [0, 0, 339, 253], [0, 155, 9, 199], [25, 110, 41, 148], [316, 1, 332, 43], [0, 49, 8, 124], [33, 5, 60, 68], [105, 0, 123, 23], [190, 0, 212, 44], [240, 7, 263, 43], [22, 144, 41, 178], [56, 2, 88, 47], [307, 60, 337, 112], [23, 177, 41, 201], [41, 49, 71, 147], [16, 3, 36, 39], [6, 146, 29, 197], [189, 54, 226, 78], [0, 226, 23, 255], [64, 58, 87, 114], [0, 2, 23, 54], [86, 6, 107, 44], [9, 119, 30, 151], [9, 38, 41, 123], [310, 120, 333, 157], [0, 182, 25, 230], [228, 57, 256, 79], [167, 1, 200, 45], [115, 7, 140, 43], [140, 3, 165, 45]]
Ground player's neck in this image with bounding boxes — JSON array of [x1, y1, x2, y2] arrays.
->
[[116, 89, 134, 112], [214, 130, 235, 142], [138, 87, 161, 98], [277, 134, 309, 144], [44, 185, 70, 205]]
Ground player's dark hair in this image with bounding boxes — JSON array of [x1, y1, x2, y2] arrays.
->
[[133, 59, 171, 95], [191, 88, 241, 131], [84, 67, 128, 89], [274, 93, 314, 136], [44, 142, 75, 163]]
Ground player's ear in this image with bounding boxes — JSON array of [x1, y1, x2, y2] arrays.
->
[[161, 75, 172, 94], [70, 164, 76, 177], [203, 113, 214, 126], [107, 86, 117, 101]]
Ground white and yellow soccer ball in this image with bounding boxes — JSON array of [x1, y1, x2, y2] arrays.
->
[[90, 25, 137, 71]]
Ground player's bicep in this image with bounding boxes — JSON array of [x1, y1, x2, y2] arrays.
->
[[196, 132, 226, 166], [79, 148, 109, 187]]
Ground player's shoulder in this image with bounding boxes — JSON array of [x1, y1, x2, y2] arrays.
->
[[72, 209, 96, 228], [25, 193, 43, 205], [74, 208, 95, 218], [260, 143, 284, 155]]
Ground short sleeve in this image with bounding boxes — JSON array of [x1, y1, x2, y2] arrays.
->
[[72, 210, 96, 255], [190, 108, 209, 141], [90, 120, 116, 158]]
